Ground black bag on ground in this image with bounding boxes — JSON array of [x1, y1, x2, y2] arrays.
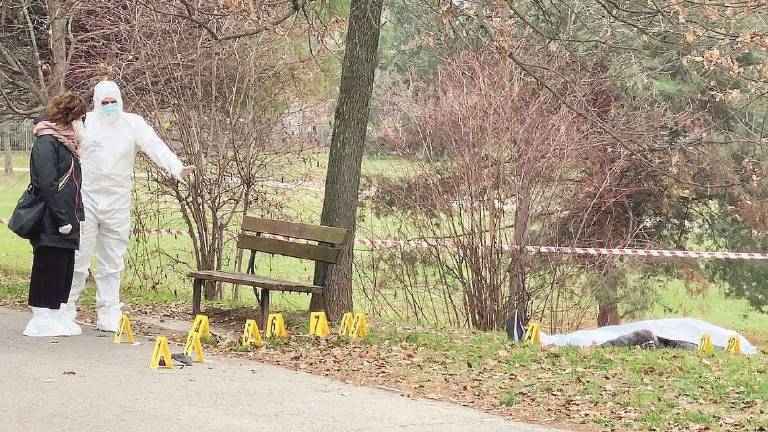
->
[[8, 184, 45, 239]]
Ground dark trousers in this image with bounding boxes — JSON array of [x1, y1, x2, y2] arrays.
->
[[29, 246, 75, 309]]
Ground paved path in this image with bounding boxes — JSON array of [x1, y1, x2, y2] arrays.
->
[[0, 307, 565, 432]]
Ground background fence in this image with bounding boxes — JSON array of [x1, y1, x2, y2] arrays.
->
[[1, 120, 33, 152]]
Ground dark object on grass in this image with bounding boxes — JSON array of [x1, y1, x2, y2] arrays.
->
[[600, 329, 659, 349], [657, 337, 698, 350], [505, 310, 526, 343], [600, 330, 699, 350]]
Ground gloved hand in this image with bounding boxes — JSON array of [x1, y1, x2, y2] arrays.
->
[[58, 224, 72, 235], [176, 165, 195, 185], [180, 165, 195, 179]]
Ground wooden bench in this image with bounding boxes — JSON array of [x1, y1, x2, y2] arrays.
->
[[188, 217, 351, 323]]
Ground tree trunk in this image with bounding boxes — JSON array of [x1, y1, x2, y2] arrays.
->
[[597, 300, 620, 327], [3, 123, 13, 175], [596, 263, 621, 327], [47, 0, 68, 94], [503, 178, 531, 332], [310, 0, 384, 321]]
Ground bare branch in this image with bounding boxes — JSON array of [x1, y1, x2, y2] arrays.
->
[[21, 0, 47, 98], [135, 0, 309, 42]]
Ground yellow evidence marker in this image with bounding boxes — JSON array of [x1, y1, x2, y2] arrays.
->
[[523, 323, 542, 349], [266, 313, 287, 338], [184, 331, 204, 362], [114, 314, 135, 344], [726, 335, 742, 354], [191, 314, 211, 338], [150, 336, 173, 369], [698, 333, 714, 353], [338, 312, 354, 336], [309, 312, 331, 337], [242, 319, 263, 348], [349, 313, 368, 339]]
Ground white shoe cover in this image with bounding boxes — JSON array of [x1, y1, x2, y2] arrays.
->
[[96, 302, 124, 332], [23, 307, 70, 337], [63, 301, 78, 323], [58, 303, 82, 336]]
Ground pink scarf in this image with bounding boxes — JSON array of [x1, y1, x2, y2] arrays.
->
[[33, 121, 83, 159]]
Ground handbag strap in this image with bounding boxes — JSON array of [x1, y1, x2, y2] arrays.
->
[[57, 157, 74, 192], [27, 145, 75, 194]]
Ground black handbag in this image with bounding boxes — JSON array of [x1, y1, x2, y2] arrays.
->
[[8, 159, 74, 240], [8, 185, 45, 239]]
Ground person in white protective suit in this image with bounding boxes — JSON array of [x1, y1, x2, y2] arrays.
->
[[63, 81, 191, 332]]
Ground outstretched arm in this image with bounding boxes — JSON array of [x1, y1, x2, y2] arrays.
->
[[133, 116, 185, 181]]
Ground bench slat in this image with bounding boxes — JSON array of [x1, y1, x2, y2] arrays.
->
[[242, 216, 349, 245], [188, 270, 322, 294], [237, 234, 342, 264]]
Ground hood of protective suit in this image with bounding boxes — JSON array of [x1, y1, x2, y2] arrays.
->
[[92, 81, 124, 121]]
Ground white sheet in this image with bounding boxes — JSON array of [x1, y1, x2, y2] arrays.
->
[[540, 318, 758, 355]]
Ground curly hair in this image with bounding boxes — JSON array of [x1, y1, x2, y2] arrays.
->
[[43, 92, 86, 126]]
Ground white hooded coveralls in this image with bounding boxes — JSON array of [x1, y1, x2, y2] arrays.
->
[[67, 81, 184, 331]]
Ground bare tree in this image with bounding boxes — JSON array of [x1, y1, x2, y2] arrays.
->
[[0, 0, 87, 118], [94, 3, 317, 301], [111, 0, 384, 318], [368, 48, 665, 330]]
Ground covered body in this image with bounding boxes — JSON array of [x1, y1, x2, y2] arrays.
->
[[540, 318, 758, 355]]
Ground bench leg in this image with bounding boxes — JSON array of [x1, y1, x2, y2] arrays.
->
[[193, 279, 202, 315], [260, 289, 270, 328]]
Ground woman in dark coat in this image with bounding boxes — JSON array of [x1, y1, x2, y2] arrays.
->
[[23, 92, 86, 337]]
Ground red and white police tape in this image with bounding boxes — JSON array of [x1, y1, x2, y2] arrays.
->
[[2, 217, 767, 260]]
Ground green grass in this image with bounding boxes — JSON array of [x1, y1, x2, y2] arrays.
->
[[286, 151, 418, 182], [0, 159, 401, 314], [0, 172, 33, 277], [4, 153, 768, 327], [358, 323, 768, 430], [500, 392, 521, 406], [7, 151, 29, 170], [4, 163, 768, 340], [5, 150, 768, 430], [649, 278, 768, 345]]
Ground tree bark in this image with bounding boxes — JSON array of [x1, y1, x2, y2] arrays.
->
[[503, 177, 532, 333], [47, 0, 68, 94], [597, 300, 620, 327], [310, 0, 384, 320], [596, 263, 621, 327], [3, 123, 12, 175]]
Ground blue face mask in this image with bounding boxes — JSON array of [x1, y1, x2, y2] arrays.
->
[[103, 103, 120, 116]]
